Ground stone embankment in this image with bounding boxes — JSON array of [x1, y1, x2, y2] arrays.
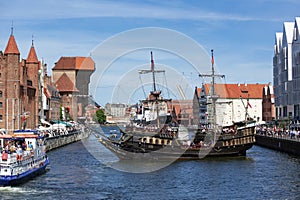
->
[[255, 134, 300, 156], [45, 128, 90, 151]]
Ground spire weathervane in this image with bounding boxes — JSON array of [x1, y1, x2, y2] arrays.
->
[[11, 20, 14, 35]]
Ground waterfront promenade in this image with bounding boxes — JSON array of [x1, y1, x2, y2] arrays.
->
[[255, 126, 300, 156]]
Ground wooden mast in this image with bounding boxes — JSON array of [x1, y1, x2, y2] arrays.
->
[[200, 49, 225, 144]]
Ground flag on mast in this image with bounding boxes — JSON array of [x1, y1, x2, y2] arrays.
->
[[151, 51, 154, 72], [248, 102, 252, 108]]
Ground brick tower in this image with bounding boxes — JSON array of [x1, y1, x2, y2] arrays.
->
[[24, 40, 40, 129], [3, 31, 21, 131]]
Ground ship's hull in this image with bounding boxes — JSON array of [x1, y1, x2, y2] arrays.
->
[[0, 158, 50, 187], [98, 135, 255, 161], [89, 121, 256, 161]]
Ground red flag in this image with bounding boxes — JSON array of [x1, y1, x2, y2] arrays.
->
[[248, 102, 252, 108]]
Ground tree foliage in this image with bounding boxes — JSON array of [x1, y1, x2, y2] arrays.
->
[[94, 109, 106, 124]]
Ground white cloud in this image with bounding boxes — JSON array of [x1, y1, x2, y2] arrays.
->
[[1, 0, 263, 22]]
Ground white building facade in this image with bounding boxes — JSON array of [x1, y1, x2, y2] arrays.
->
[[198, 83, 266, 127]]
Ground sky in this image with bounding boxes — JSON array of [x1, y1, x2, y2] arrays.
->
[[1, 0, 300, 106]]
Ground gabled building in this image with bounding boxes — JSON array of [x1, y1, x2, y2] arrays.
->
[[42, 71, 61, 121], [172, 100, 193, 126], [195, 83, 266, 126], [292, 17, 300, 120], [52, 57, 95, 121], [273, 21, 295, 119], [262, 84, 275, 122], [273, 17, 300, 121]]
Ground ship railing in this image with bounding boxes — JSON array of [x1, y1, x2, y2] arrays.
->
[[0, 152, 17, 165], [0, 149, 37, 166]]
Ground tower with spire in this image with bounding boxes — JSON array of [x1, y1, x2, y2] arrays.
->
[[24, 37, 40, 128], [2, 27, 21, 131], [0, 27, 46, 132]]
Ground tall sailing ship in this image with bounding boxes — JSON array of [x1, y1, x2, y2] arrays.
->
[[91, 51, 256, 160]]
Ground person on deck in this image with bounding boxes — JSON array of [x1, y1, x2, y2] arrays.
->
[[16, 145, 23, 164]]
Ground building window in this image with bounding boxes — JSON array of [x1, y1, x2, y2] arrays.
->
[[27, 80, 32, 86], [0, 102, 2, 108], [0, 115, 2, 121], [0, 91, 2, 98], [283, 106, 287, 118]]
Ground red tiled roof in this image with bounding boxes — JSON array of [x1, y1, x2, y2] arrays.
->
[[173, 105, 181, 116], [55, 73, 79, 92], [197, 87, 202, 98], [53, 57, 95, 71], [27, 45, 38, 63], [4, 35, 20, 55], [203, 83, 266, 99]]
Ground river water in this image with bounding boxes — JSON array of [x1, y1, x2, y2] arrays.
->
[[1, 126, 300, 200]]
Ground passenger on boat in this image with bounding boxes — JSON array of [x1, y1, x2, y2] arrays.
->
[[4, 142, 9, 153], [16, 145, 23, 164], [9, 143, 16, 153], [22, 141, 27, 151], [27, 142, 33, 151], [1, 150, 8, 161]]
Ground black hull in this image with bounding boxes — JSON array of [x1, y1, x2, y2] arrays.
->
[[90, 123, 256, 161], [98, 137, 254, 161], [0, 158, 50, 187]]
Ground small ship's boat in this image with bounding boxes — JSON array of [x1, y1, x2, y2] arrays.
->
[[0, 129, 49, 186], [90, 51, 256, 160]]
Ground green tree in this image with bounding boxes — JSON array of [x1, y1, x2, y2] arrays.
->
[[94, 109, 106, 124]]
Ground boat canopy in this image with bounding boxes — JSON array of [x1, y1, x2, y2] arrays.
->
[[50, 120, 72, 127], [0, 134, 39, 139]]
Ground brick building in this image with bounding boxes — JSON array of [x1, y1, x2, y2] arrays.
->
[[0, 31, 41, 132], [52, 57, 95, 121], [262, 84, 275, 122]]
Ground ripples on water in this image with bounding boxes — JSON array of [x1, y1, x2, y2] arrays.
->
[[1, 126, 300, 199]]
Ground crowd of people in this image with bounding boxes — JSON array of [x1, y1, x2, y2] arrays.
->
[[256, 125, 300, 139], [1, 140, 35, 164]]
